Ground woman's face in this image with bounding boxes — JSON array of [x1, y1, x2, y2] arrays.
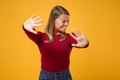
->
[[55, 14, 69, 33]]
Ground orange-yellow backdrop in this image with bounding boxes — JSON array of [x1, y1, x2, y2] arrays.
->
[[0, 0, 120, 80]]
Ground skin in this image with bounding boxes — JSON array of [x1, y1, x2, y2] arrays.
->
[[23, 13, 89, 48], [54, 14, 69, 34]]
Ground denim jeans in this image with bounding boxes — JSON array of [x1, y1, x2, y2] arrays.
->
[[38, 70, 72, 80]]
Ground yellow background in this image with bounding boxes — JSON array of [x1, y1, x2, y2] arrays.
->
[[0, 0, 120, 80]]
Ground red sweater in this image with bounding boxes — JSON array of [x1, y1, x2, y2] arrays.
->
[[23, 27, 77, 72]]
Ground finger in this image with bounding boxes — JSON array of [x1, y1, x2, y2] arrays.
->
[[81, 28, 86, 37], [81, 27, 85, 34], [34, 18, 44, 23], [34, 23, 44, 27], [71, 29, 78, 37], [72, 44, 78, 47], [33, 16, 41, 21], [72, 29, 80, 37], [70, 32, 77, 40], [75, 28, 81, 36], [71, 29, 74, 33], [31, 13, 36, 19]]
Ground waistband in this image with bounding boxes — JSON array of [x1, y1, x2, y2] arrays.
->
[[41, 69, 70, 75]]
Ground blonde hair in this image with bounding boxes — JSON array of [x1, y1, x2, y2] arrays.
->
[[45, 5, 70, 43]]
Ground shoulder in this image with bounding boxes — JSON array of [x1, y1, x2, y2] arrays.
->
[[66, 33, 72, 38], [65, 33, 73, 41]]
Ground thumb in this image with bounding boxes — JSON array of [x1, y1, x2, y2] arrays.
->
[[72, 44, 77, 47]]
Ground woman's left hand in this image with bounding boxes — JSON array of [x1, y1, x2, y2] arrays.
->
[[70, 29, 89, 48]]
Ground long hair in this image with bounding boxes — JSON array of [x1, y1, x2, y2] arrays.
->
[[45, 5, 70, 43]]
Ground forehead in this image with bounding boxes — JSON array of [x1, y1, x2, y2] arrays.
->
[[56, 14, 69, 20]]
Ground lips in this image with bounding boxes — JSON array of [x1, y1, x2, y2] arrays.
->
[[61, 26, 67, 31]]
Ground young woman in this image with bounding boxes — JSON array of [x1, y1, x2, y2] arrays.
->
[[23, 5, 89, 80]]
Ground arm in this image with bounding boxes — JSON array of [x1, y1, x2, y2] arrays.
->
[[70, 29, 89, 48], [23, 13, 44, 43]]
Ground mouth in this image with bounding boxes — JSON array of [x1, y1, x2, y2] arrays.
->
[[62, 27, 67, 31]]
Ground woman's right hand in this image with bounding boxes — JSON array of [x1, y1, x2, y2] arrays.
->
[[23, 13, 44, 34]]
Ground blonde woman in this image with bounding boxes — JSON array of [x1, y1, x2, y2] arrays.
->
[[23, 5, 89, 80]]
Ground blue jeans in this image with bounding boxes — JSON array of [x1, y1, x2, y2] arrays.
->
[[38, 70, 72, 80]]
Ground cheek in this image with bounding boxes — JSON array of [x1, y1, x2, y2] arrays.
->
[[55, 21, 64, 29]]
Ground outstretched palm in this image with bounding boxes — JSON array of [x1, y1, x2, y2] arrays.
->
[[70, 29, 89, 48], [23, 13, 44, 34]]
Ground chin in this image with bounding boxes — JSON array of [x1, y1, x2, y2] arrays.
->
[[61, 30, 66, 33]]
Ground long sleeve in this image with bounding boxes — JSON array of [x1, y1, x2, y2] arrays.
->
[[22, 26, 43, 44]]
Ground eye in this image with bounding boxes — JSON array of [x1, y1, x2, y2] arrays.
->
[[62, 21, 66, 23], [62, 20, 69, 23]]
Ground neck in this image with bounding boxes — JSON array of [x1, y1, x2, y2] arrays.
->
[[54, 30, 66, 36]]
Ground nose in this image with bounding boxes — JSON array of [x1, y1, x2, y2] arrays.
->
[[65, 21, 69, 26]]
